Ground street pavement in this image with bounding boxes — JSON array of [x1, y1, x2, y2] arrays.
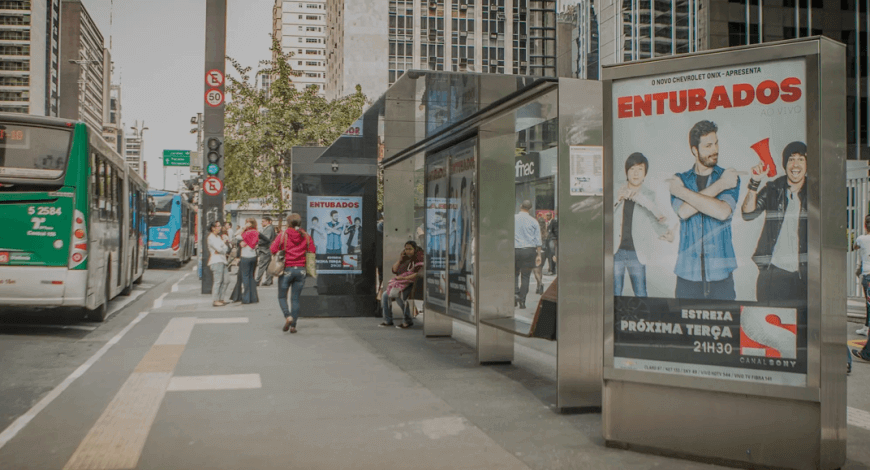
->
[[2, 266, 870, 469]]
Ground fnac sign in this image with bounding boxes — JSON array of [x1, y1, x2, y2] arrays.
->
[[515, 151, 539, 183]]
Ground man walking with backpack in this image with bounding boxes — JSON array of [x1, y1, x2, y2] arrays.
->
[[256, 216, 277, 286]]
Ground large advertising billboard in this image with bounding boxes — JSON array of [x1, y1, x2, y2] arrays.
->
[[306, 196, 363, 274], [448, 141, 475, 321], [610, 58, 808, 387]]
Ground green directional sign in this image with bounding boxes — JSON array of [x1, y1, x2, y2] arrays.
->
[[163, 150, 191, 167]]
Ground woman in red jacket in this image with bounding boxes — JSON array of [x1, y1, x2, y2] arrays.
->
[[271, 213, 316, 333]]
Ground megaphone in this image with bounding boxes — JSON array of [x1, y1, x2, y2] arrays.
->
[[750, 138, 777, 177]]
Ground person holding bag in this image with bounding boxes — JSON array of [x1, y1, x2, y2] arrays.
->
[[271, 213, 316, 333], [379, 241, 424, 329], [237, 218, 261, 304]]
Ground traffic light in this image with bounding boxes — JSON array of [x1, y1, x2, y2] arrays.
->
[[206, 137, 222, 176]]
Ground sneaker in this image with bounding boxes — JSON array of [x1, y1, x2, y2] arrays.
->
[[858, 326, 868, 336], [852, 349, 870, 361], [396, 322, 413, 329], [379, 322, 394, 327]]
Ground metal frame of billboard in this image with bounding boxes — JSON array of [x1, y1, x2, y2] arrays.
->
[[601, 37, 846, 469]]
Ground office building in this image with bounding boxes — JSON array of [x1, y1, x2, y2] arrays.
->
[[325, 0, 389, 100], [0, 0, 61, 116], [103, 84, 124, 156], [593, 0, 868, 159], [272, 0, 327, 95], [558, 2, 599, 79], [125, 129, 142, 176], [59, 0, 107, 133]]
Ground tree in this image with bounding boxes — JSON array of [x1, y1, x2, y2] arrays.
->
[[223, 36, 366, 220]]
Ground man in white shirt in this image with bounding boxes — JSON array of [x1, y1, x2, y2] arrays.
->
[[514, 200, 541, 309]]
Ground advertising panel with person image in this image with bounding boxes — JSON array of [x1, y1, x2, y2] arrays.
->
[[448, 139, 476, 322], [306, 195, 362, 274], [425, 152, 449, 311], [610, 58, 808, 387]]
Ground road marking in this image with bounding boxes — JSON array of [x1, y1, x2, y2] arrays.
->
[[105, 288, 147, 321], [152, 293, 167, 310], [0, 311, 150, 451], [0, 323, 97, 332], [196, 317, 248, 324], [167, 374, 261, 392], [849, 407, 870, 431], [63, 316, 249, 470]]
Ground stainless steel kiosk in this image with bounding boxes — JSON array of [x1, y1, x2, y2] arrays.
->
[[601, 37, 846, 469], [381, 71, 604, 411]]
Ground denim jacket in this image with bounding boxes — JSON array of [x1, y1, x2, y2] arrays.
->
[[670, 165, 739, 282]]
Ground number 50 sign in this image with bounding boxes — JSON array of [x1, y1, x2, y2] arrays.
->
[[205, 89, 224, 107]]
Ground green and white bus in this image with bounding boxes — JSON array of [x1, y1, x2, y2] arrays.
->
[[0, 114, 149, 321]]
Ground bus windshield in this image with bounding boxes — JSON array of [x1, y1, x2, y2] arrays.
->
[[0, 124, 73, 181], [149, 194, 175, 227]]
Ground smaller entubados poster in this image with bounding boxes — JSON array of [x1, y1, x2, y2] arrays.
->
[[610, 57, 808, 387], [306, 196, 362, 274]]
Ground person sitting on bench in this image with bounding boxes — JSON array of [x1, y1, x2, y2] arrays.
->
[[380, 241, 424, 329]]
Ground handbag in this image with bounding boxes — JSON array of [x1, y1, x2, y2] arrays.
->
[[267, 233, 288, 277], [304, 233, 317, 278]]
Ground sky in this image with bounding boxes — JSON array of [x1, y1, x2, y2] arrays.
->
[[83, 0, 274, 190]]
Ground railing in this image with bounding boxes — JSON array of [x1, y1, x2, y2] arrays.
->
[[847, 160, 870, 297]]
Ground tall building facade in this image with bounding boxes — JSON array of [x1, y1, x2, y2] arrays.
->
[[325, 0, 389, 100], [593, 0, 869, 159], [273, 0, 327, 95], [125, 130, 142, 176], [385, 0, 558, 86], [103, 84, 124, 156], [0, 0, 60, 116], [59, 0, 107, 133]]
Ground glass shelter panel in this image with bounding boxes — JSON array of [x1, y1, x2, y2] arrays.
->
[[513, 91, 559, 321], [425, 152, 449, 315], [447, 138, 476, 323]]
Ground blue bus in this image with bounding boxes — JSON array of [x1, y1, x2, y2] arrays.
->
[[147, 190, 196, 267]]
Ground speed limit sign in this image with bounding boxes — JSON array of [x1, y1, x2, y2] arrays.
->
[[203, 176, 224, 196], [205, 89, 224, 107]]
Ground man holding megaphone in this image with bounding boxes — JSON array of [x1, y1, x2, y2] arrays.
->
[[741, 141, 808, 303]]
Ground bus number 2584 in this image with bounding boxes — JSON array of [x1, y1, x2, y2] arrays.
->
[[27, 206, 61, 216]]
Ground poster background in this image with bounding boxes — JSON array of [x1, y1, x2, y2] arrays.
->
[[610, 57, 809, 387], [306, 195, 363, 274], [425, 155, 448, 308], [448, 143, 475, 320], [611, 58, 807, 301]]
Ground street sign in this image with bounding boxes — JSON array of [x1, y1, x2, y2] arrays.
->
[[163, 150, 191, 167], [205, 89, 224, 107], [206, 69, 224, 87], [206, 163, 220, 175], [203, 176, 223, 196], [190, 151, 202, 173]]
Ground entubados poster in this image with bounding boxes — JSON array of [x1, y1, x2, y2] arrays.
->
[[448, 142, 475, 321], [610, 58, 808, 387], [306, 196, 362, 274]]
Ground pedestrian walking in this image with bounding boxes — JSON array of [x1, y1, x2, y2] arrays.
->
[[514, 200, 542, 309], [852, 215, 870, 362], [256, 216, 277, 286], [380, 241, 424, 328], [271, 213, 316, 334], [207, 221, 230, 307]]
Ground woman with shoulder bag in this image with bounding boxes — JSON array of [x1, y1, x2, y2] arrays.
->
[[237, 218, 261, 304], [380, 241, 424, 329], [207, 221, 231, 307], [271, 213, 316, 333]]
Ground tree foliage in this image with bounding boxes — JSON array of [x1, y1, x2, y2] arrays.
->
[[223, 36, 366, 217]]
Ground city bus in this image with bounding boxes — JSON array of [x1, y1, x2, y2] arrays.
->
[[147, 190, 196, 267], [0, 114, 149, 321]]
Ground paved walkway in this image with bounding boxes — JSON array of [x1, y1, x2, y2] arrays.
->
[[2, 270, 867, 469]]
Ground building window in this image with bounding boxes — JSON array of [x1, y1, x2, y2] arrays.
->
[[728, 21, 759, 47]]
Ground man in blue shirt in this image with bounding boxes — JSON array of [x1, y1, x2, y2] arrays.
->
[[514, 200, 542, 309], [325, 210, 344, 254], [669, 120, 742, 300]]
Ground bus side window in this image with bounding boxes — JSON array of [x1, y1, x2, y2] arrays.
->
[[115, 172, 122, 222], [98, 157, 106, 221]]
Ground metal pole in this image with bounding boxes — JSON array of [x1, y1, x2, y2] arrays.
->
[[758, 0, 763, 44], [745, 0, 750, 45], [808, 0, 812, 34], [857, 4, 862, 159], [794, 0, 799, 38], [671, 0, 675, 54], [650, 0, 655, 58], [201, 0, 227, 294]]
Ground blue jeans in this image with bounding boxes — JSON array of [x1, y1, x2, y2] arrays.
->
[[240, 257, 259, 304], [862, 275, 870, 327], [278, 267, 306, 326], [614, 249, 647, 297], [382, 289, 411, 324]]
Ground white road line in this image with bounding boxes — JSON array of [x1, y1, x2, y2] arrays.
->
[[167, 374, 261, 392], [849, 406, 870, 430], [105, 289, 148, 321], [0, 323, 97, 332], [0, 311, 150, 451], [152, 293, 167, 310]]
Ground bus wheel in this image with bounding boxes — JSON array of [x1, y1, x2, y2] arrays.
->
[[85, 272, 110, 322]]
